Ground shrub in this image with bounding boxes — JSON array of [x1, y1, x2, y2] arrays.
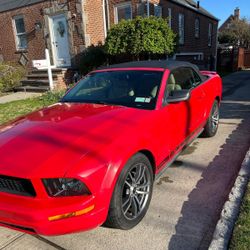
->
[[105, 16, 176, 60], [39, 90, 66, 106], [78, 45, 107, 75], [0, 63, 26, 92]]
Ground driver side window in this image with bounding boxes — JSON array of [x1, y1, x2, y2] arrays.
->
[[168, 67, 202, 91], [163, 71, 180, 106], [176, 68, 195, 89], [163, 67, 197, 106]]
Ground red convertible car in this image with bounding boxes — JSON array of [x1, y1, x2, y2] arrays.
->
[[0, 61, 222, 235]]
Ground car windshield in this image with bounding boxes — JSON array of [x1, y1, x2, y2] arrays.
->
[[61, 70, 163, 110]]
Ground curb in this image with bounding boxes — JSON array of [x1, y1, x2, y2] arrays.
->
[[209, 148, 250, 250]]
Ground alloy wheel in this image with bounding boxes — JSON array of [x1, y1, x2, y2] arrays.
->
[[122, 163, 151, 220], [211, 103, 219, 132]]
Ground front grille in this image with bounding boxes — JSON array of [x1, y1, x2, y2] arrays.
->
[[0, 175, 36, 197]]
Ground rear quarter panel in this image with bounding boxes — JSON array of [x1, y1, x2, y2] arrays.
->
[[200, 71, 222, 120]]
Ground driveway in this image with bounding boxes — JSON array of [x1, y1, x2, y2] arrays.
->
[[1, 71, 250, 250]]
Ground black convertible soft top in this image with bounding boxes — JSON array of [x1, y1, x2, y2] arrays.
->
[[98, 60, 205, 80], [99, 60, 198, 71]]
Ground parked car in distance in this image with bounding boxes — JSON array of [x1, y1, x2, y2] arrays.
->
[[0, 61, 222, 235]]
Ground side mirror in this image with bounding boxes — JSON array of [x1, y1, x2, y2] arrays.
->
[[167, 89, 190, 103]]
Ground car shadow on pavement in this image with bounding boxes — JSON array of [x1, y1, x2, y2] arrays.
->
[[168, 100, 250, 250]]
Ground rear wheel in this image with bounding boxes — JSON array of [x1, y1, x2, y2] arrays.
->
[[105, 153, 153, 229], [202, 100, 220, 137]]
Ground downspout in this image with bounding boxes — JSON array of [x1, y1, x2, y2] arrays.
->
[[215, 22, 219, 71], [102, 0, 107, 38], [80, 0, 90, 47], [105, 0, 110, 30], [147, 0, 150, 17]]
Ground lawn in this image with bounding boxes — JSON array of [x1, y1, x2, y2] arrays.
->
[[229, 182, 250, 249], [0, 91, 64, 125]]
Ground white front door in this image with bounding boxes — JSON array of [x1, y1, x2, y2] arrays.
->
[[50, 15, 71, 67]]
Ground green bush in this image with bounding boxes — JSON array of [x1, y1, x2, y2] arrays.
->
[[105, 16, 176, 60], [0, 63, 26, 92], [39, 90, 66, 106], [78, 45, 107, 75]]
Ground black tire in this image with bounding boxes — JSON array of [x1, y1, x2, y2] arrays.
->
[[202, 100, 220, 138], [105, 153, 154, 230]]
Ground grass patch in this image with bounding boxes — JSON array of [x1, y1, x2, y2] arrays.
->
[[0, 91, 64, 125], [229, 182, 250, 250]]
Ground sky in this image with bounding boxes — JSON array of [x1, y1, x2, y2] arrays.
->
[[199, 0, 250, 25]]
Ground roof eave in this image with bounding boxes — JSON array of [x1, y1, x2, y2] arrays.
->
[[169, 0, 219, 21], [0, 0, 45, 14]]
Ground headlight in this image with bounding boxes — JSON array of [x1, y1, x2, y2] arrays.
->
[[42, 178, 91, 197]]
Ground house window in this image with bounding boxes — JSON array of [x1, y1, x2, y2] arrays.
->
[[137, 3, 145, 16], [195, 18, 200, 38], [208, 23, 212, 46], [168, 8, 172, 28], [114, 2, 132, 24], [13, 16, 27, 50], [178, 14, 185, 45], [154, 4, 162, 17]]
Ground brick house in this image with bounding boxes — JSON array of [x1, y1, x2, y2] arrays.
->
[[108, 0, 218, 69], [219, 7, 240, 33], [0, 0, 218, 91]]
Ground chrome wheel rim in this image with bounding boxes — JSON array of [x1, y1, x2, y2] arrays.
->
[[122, 163, 151, 220], [211, 104, 219, 132]]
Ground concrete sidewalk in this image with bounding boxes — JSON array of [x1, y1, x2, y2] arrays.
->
[[0, 92, 41, 104], [0, 228, 57, 250]]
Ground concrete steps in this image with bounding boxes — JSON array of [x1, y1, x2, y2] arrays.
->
[[26, 74, 57, 80], [21, 80, 50, 86], [16, 68, 70, 93]]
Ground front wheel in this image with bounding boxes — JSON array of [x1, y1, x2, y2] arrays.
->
[[105, 153, 153, 230], [202, 100, 220, 138]]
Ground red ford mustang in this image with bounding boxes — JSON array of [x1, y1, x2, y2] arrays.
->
[[0, 61, 222, 235]]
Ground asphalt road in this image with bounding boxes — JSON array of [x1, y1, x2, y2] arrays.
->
[[1, 71, 250, 250]]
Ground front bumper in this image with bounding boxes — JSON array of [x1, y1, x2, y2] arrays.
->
[[0, 192, 107, 236]]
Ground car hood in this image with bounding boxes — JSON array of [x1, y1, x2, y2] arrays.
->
[[0, 103, 151, 178]]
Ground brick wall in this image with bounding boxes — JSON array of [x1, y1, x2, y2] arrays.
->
[[161, 1, 218, 68], [0, 0, 86, 69], [83, 0, 105, 46], [0, 1, 49, 67]]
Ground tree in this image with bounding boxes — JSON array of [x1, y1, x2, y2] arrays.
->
[[219, 18, 250, 48], [78, 44, 107, 75], [105, 16, 176, 60]]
